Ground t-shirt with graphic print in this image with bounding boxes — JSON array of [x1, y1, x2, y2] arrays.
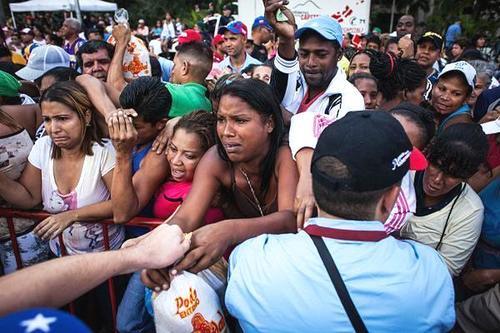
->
[[28, 136, 124, 255]]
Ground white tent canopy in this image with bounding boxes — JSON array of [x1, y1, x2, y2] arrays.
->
[[9, 0, 117, 29], [10, 0, 117, 12]]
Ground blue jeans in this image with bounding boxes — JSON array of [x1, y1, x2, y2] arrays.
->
[[116, 272, 155, 333]]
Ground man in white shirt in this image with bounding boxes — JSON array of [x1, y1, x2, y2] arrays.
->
[[264, 1, 364, 226]]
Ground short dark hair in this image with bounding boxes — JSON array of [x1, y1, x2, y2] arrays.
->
[[86, 27, 104, 40], [390, 102, 435, 149], [76, 40, 114, 70], [367, 34, 381, 47], [149, 55, 162, 79], [176, 41, 213, 81], [348, 72, 378, 89], [313, 156, 395, 220], [35, 66, 79, 86], [119, 77, 172, 124], [426, 123, 488, 179]]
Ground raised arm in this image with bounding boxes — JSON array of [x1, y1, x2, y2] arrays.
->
[[0, 224, 189, 316], [76, 74, 124, 119], [264, 0, 296, 59], [265, 0, 300, 105], [108, 24, 131, 93], [108, 112, 169, 222]]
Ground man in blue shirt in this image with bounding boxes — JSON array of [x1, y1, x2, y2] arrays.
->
[[445, 20, 462, 49], [226, 111, 455, 332]]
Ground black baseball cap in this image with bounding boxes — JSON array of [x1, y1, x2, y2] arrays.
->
[[417, 31, 443, 50], [311, 111, 427, 192]]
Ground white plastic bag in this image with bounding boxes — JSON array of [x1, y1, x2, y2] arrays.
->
[[107, 8, 151, 80], [153, 271, 227, 333]]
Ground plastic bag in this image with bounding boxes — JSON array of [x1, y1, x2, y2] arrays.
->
[[152, 270, 227, 333], [107, 8, 151, 80]]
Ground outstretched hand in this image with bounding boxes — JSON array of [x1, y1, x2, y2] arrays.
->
[[128, 224, 190, 271], [173, 222, 232, 274], [140, 222, 233, 291]]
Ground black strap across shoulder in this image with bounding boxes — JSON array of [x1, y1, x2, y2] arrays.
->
[[310, 235, 369, 333]]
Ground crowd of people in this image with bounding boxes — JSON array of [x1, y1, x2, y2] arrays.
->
[[0, 0, 500, 332]]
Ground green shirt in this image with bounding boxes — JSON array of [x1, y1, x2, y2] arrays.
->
[[166, 82, 212, 118]]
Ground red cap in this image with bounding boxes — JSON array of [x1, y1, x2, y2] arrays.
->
[[409, 147, 428, 171], [178, 29, 202, 45], [212, 34, 224, 47]]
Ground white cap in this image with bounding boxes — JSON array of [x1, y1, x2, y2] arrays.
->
[[21, 28, 32, 34], [481, 119, 500, 135], [16, 45, 70, 81], [438, 61, 477, 89]]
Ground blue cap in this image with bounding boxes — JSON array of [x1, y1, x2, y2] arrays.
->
[[252, 16, 273, 31], [217, 21, 248, 36], [295, 16, 343, 44], [0, 308, 91, 333]]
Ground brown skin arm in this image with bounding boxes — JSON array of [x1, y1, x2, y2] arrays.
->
[[468, 165, 500, 193], [112, 150, 170, 223], [1, 104, 42, 139], [294, 147, 316, 229], [0, 162, 41, 209], [108, 24, 130, 93], [76, 74, 122, 119], [172, 146, 298, 274], [263, 0, 296, 59]]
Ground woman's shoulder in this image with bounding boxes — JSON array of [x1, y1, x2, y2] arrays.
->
[[202, 146, 230, 168]]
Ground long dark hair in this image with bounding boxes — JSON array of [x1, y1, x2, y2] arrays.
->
[[216, 78, 285, 194]]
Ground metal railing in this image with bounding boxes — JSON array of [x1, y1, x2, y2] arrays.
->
[[0, 208, 164, 332]]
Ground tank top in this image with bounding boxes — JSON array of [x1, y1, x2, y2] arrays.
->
[[221, 166, 278, 219], [153, 180, 224, 224]]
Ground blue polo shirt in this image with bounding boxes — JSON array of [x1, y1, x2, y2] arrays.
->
[[217, 53, 262, 74], [226, 217, 455, 333]]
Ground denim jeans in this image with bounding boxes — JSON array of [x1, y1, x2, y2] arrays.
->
[[116, 271, 155, 333]]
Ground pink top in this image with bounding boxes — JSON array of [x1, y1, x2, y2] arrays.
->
[[153, 180, 224, 224]]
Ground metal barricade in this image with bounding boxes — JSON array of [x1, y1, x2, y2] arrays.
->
[[0, 208, 163, 332]]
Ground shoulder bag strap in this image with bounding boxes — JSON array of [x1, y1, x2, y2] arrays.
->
[[310, 235, 368, 333]]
